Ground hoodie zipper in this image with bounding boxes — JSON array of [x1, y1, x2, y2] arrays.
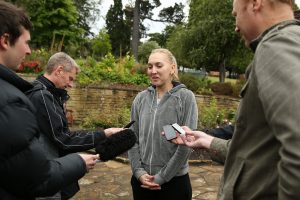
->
[[149, 91, 159, 175]]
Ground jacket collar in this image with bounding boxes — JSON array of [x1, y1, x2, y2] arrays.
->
[[148, 81, 185, 93], [250, 20, 300, 52], [0, 64, 33, 92], [35, 75, 70, 103]]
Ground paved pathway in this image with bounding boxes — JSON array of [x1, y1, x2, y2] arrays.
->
[[71, 160, 223, 200]]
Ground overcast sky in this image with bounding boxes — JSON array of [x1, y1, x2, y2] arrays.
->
[[92, 0, 189, 36], [92, 0, 300, 36]]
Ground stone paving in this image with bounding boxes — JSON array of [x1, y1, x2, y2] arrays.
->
[[71, 159, 224, 200]]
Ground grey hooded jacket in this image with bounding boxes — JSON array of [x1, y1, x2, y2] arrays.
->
[[128, 82, 198, 185]]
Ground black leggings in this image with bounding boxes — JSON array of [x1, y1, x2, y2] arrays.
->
[[131, 174, 192, 200]]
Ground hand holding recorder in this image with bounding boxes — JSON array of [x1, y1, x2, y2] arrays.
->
[[163, 125, 214, 149], [163, 123, 186, 141]]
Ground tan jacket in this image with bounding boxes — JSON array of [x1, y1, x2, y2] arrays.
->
[[210, 20, 300, 199]]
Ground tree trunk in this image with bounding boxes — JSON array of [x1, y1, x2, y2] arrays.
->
[[50, 32, 56, 54], [58, 34, 65, 52], [132, 0, 140, 62], [219, 59, 226, 83]]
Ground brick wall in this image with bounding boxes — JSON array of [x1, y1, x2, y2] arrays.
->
[[20, 74, 240, 126], [66, 87, 138, 126], [66, 87, 240, 126]]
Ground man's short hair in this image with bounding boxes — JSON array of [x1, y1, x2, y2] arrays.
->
[[268, 0, 295, 6], [0, 1, 32, 45], [46, 52, 80, 74], [294, 10, 300, 19], [279, 0, 295, 6]]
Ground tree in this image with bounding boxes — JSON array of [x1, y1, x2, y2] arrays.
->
[[8, 0, 102, 54], [158, 3, 185, 24], [91, 29, 112, 59], [138, 41, 160, 64], [10, 0, 80, 50], [229, 44, 253, 75], [129, 0, 185, 62], [132, 0, 141, 62], [73, 0, 102, 37], [167, 25, 191, 68], [189, 0, 238, 82], [106, 0, 131, 57], [168, 0, 252, 82], [148, 25, 176, 47]]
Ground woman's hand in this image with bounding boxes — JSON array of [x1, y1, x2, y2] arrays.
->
[[139, 174, 161, 190]]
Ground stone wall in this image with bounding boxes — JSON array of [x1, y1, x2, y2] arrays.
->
[[20, 74, 240, 127], [66, 87, 240, 126], [66, 87, 139, 126]]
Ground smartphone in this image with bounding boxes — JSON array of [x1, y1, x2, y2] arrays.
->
[[163, 125, 177, 141], [171, 123, 186, 135], [124, 120, 135, 128]]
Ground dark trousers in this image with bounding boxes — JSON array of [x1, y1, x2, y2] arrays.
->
[[131, 174, 192, 200]]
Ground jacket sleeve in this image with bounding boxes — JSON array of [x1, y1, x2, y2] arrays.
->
[[29, 89, 106, 152], [209, 138, 231, 164], [154, 90, 198, 185], [0, 187, 22, 200], [34, 153, 86, 196], [0, 102, 86, 198], [254, 34, 300, 199], [128, 93, 148, 179]]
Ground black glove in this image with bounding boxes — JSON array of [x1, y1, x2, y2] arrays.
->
[[95, 129, 136, 162]]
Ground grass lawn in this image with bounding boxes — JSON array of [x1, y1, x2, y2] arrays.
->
[[207, 76, 237, 84]]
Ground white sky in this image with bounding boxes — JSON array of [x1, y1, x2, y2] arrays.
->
[[92, 0, 189, 36], [92, 0, 300, 37]]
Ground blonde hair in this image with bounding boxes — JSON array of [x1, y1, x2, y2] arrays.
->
[[150, 48, 179, 81]]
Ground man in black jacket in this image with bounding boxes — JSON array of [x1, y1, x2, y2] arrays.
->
[[27, 52, 124, 199], [0, 1, 99, 199]]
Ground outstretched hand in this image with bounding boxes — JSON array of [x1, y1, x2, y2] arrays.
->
[[162, 126, 214, 149], [104, 127, 124, 137], [181, 127, 213, 149]]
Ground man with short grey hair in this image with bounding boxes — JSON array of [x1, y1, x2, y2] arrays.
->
[[45, 52, 80, 75], [27, 52, 123, 200]]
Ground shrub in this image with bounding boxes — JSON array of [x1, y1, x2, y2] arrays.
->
[[199, 98, 236, 129], [232, 77, 246, 98], [17, 49, 51, 74], [17, 60, 43, 74], [179, 73, 211, 94], [81, 107, 131, 129], [27, 48, 51, 69], [76, 54, 149, 86], [209, 82, 233, 96]]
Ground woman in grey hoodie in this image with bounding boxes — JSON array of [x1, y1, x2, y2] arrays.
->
[[128, 48, 198, 200]]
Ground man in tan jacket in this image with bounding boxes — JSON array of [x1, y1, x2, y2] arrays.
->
[[172, 0, 300, 199]]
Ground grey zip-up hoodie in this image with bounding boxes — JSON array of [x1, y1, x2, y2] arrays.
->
[[128, 82, 198, 185]]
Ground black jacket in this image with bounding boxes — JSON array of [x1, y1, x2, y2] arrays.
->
[[27, 75, 107, 155], [0, 64, 86, 199], [26, 75, 106, 199]]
